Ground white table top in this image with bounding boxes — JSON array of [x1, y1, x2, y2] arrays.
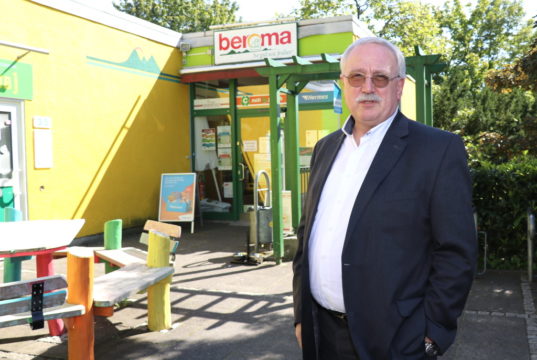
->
[[0, 219, 85, 255]]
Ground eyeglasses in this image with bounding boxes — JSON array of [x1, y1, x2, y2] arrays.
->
[[342, 73, 400, 88]]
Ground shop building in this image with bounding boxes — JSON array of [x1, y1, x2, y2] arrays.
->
[[3, 1, 440, 261]]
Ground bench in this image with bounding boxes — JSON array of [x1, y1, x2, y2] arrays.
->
[[0, 230, 175, 359], [95, 220, 180, 268], [0, 275, 85, 329]]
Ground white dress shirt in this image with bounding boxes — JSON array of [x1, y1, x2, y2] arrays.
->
[[308, 109, 397, 313]]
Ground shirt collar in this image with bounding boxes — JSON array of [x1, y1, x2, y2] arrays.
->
[[341, 108, 399, 137]]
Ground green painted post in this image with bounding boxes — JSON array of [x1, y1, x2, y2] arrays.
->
[[268, 74, 284, 264], [285, 80, 302, 231], [425, 69, 434, 126], [229, 79, 242, 220], [104, 219, 122, 273], [3, 208, 31, 283]]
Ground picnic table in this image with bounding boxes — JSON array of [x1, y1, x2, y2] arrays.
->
[[0, 219, 85, 335]]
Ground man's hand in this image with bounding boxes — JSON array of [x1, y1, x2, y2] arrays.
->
[[295, 323, 302, 348]]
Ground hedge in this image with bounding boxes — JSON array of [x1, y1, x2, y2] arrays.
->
[[471, 156, 537, 269]]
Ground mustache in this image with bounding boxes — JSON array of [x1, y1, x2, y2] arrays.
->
[[355, 94, 382, 103]]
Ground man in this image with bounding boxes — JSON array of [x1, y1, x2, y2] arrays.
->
[[292, 37, 476, 360]]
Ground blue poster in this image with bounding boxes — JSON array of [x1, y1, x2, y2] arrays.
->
[[159, 173, 196, 222]]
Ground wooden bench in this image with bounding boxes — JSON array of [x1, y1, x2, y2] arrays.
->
[[92, 262, 174, 316], [0, 275, 85, 329], [95, 220, 180, 268]]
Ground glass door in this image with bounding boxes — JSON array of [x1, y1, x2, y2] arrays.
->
[[0, 101, 27, 221], [238, 114, 271, 209]]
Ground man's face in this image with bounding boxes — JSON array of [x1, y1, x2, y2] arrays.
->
[[340, 43, 405, 133]]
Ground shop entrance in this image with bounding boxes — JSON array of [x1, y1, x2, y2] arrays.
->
[[0, 100, 27, 220], [238, 113, 271, 210]]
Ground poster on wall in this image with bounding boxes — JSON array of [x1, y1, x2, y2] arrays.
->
[[159, 173, 197, 222], [201, 128, 216, 151], [217, 148, 232, 170], [217, 125, 231, 148]]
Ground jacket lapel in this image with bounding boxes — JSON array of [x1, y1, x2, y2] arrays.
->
[[343, 112, 409, 244]]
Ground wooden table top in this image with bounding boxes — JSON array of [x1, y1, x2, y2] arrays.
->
[[0, 219, 85, 255]]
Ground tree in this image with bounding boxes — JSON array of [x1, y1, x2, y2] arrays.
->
[[432, 0, 536, 163], [289, 0, 447, 56], [114, 0, 239, 33], [486, 16, 537, 91]]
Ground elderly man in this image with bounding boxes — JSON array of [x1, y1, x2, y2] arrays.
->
[[292, 37, 476, 360]]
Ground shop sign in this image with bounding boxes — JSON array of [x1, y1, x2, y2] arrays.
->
[[0, 59, 33, 100], [214, 23, 297, 65], [194, 91, 333, 110]]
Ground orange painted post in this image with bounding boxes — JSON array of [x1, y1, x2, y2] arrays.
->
[[66, 247, 95, 360], [147, 230, 172, 331]]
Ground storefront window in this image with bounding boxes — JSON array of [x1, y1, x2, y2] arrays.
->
[[194, 115, 233, 214]]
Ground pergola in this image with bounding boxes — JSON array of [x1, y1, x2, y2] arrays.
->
[[256, 49, 446, 264]]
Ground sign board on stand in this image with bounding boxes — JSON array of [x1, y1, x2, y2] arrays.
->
[[158, 173, 197, 233]]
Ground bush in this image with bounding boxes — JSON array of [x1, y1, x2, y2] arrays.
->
[[471, 156, 537, 269]]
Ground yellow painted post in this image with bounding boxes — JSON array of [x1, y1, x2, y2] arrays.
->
[[66, 247, 95, 360], [147, 230, 172, 331]]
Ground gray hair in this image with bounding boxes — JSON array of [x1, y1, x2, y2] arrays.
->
[[340, 37, 406, 78]]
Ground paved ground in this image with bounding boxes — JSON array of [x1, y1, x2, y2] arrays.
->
[[0, 221, 536, 359]]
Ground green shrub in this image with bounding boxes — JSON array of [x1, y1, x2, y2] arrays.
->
[[471, 156, 537, 269]]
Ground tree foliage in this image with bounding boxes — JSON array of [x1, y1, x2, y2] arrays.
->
[[114, 0, 239, 33], [289, 0, 447, 56], [486, 16, 537, 91]]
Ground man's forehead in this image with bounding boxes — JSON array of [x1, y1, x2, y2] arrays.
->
[[344, 45, 396, 71]]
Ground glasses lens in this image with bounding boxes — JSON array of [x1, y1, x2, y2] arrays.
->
[[372, 75, 390, 87], [348, 74, 365, 87]]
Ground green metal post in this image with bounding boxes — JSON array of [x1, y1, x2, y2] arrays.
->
[[189, 83, 197, 172], [104, 219, 122, 273], [229, 79, 242, 219], [268, 74, 284, 264], [285, 80, 302, 231], [3, 208, 30, 283], [425, 69, 434, 126]]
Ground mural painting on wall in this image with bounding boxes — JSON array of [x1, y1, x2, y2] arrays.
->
[[86, 48, 180, 83]]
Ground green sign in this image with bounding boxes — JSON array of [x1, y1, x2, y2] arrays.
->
[[0, 59, 33, 100]]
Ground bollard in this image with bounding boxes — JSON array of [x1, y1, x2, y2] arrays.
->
[[529, 211, 536, 282], [147, 230, 172, 331], [104, 219, 122, 273], [66, 247, 95, 360]]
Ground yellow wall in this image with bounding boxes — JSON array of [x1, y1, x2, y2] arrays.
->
[[401, 76, 417, 120], [1, 0, 190, 235]]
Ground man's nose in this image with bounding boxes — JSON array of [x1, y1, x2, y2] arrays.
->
[[361, 76, 374, 93]]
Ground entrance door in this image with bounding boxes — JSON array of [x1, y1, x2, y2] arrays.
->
[[0, 101, 27, 221], [238, 114, 271, 209]]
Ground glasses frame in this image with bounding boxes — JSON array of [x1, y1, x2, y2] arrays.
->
[[342, 73, 400, 88]]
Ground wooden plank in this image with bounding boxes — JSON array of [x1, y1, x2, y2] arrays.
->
[[0, 275, 66, 300], [139, 233, 178, 253], [93, 263, 174, 307], [0, 290, 66, 316], [52, 246, 104, 259], [0, 219, 85, 254], [0, 302, 85, 328], [94, 248, 146, 268], [144, 220, 181, 238]]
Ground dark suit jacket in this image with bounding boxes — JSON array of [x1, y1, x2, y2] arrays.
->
[[293, 112, 477, 360]]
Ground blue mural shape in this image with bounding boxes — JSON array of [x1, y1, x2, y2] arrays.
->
[[87, 48, 180, 83]]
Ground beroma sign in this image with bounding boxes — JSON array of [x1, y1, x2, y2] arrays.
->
[[214, 23, 297, 65]]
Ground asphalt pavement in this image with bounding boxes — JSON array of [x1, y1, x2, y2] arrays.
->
[[0, 221, 535, 359]]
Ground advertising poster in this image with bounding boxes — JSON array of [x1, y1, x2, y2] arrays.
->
[[159, 173, 196, 222], [201, 128, 216, 151]]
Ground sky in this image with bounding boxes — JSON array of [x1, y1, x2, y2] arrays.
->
[[92, 0, 536, 24]]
